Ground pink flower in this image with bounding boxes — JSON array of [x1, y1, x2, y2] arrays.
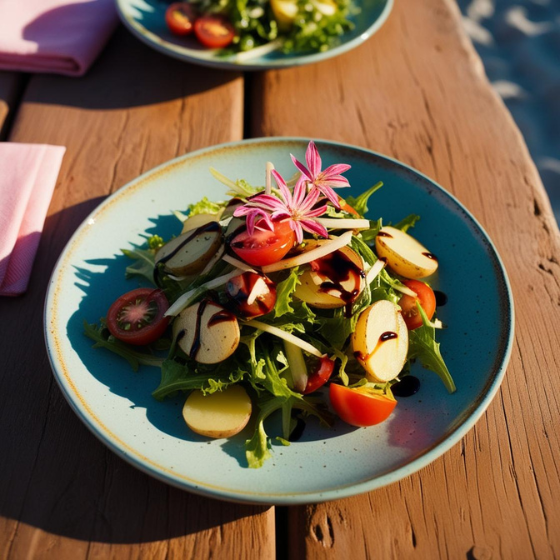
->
[[290, 141, 351, 208], [234, 171, 328, 244]]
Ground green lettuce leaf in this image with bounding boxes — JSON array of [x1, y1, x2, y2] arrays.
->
[[393, 214, 420, 232], [83, 321, 163, 371], [122, 246, 156, 285], [346, 181, 383, 217], [187, 197, 226, 216], [274, 267, 304, 318], [407, 304, 456, 393]]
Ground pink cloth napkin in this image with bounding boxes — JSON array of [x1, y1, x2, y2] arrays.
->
[[0, 0, 118, 76], [0, 143, 65, 296]]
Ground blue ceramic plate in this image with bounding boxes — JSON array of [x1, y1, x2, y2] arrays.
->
[[44, 138, 514, 505], [116, 0, 393, 70]]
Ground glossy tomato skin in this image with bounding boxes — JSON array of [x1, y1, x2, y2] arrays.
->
[[225, 272, 277, 318], [165, 3, 198, 35], [194, 15, 235, 49], [330, 384, 397, 427], [230, 220, 296, 266], [303, 356, 335, 394], [398, 279, 436, 330], [107, 288, 170, 346]]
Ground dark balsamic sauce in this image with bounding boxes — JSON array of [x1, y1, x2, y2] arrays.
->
[[189, 299, 209, 360], [208, 310, 235, 327], [353, 331, 398, 362], [392, 376, 421, 397], [422, 252, 438, 262], [377, 231, 393, 238], [312, 250, 365, 317], [156, 221, 220, 266], [434, 290, 448, 307]]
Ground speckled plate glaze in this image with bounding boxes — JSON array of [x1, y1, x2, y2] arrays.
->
[[116, 0, 393, 70], [44, 138, 514, 505]]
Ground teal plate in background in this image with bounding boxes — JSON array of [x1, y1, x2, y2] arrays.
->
[[116, 0, 393, 70], [44, 138, 514, 505]]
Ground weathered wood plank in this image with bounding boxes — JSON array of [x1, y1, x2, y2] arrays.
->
[[0, 27, 275, 560], [0, 71, 25, 139], [252, 0, 560, 558]]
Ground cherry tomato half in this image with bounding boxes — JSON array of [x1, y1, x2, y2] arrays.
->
[[303, 356, 335, 394], [231, 219, 296, 267], [165, 2, 198, 36], [225, 271, 277, 318], [398, 279, 436, 330], [107, 288, 170, 346], [194, 15, 235, 49], [330, 384, 397, 427]]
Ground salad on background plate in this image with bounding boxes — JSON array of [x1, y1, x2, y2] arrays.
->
[[85, 141, 455, 469], [116, 0, 393, 69]]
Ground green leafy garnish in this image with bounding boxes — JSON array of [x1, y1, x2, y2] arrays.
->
[[408, 304, 456, 393], [346, 181, 383, 217], [393, 214, 420, 233]]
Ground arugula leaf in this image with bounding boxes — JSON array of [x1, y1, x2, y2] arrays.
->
[[152, 358, 247, 400], [122, 246, 156, 285], [187, 197, 226, 216], [274, 267, 304, 318], [346, 181, 383, 217], [393, 214, 420, 233], [360, 218, 383, 244], [246, 396, 284, 469], [83, 321, 164, 371], [407, 304, 456, 393]]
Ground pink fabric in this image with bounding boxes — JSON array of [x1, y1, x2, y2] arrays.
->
[[0, 0, 118, 76], [0, 143, 65, 296]]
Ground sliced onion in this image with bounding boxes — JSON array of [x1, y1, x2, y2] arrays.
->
[[428, 318, 446, 329], [245, 320, 323, 358], [165, 268, 244, 317], [393, 283, 417, 297], [222, 253, 257, 273], [261, 231, 353, 273], [366, 259, 385, 284], [283, 341, 308, 393], [315, 218, 370, 230], [233, 40, 283, 63], [209, 167, 244, 194], [265, 162, 274, 195]]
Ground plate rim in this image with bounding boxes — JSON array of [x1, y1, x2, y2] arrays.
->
[[115, 0, 394, 71], [44, 137, 515, 505]]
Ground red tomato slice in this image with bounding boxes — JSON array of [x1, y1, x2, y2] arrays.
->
[[398, 279, 436, 330], [225, 272, 277, 318], [165, 3, 198, 36], [231, 219, 296, 266], [107, 288, 170, 346], [194, 15, 235, 49], [330, 384, 397, 427], [303, 356, 335, 394]]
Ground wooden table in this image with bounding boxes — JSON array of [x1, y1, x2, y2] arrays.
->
[[1, 0, 559, 558]]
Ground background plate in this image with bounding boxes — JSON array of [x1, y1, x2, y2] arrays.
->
[[116, 0, 393, 70], [44, 138, 514, 504]]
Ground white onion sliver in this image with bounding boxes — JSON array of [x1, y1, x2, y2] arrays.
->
[[165, 268, 244, 317], [199, 245, 225, 276], [393, 283, 417, 297], [245, 320, 323, 358], [265, 162, 274, 195], [283, 341, 308, 393], [233, 40, 283, 63], [209, 167, 242, 193], [366, 259, 385, 284], [261, 231, 353, 273], [222, 254, 257, 273], [315, 218, 370, 230]]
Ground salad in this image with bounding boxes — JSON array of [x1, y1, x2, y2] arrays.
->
[[85, 141, 455, 469], [163, 0, 355, 58]]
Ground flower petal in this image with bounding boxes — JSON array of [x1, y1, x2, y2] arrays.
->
[[321, 176, 350, 188], [292, 175, 308, 208], [321, 163, 351, 177], [272, 170, 293, 206], [300, 219, 329, 239], [290, 154, 312, 180], [306, 141, 322, 178], [288, 220, 304, 244], [249, 193, 288, 211], [315, 184, 341, 207], [298, 186, 322, 213], [304, 204, 328, 218]]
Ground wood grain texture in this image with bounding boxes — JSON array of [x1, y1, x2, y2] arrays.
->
[[0, 27, 275, 560], [0, 71, 25, 139], [251, 0, 560, 558]]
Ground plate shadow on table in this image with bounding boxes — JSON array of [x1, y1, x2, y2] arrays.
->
[[22, 14, 239, 110], [0, 203, 269, 544]]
